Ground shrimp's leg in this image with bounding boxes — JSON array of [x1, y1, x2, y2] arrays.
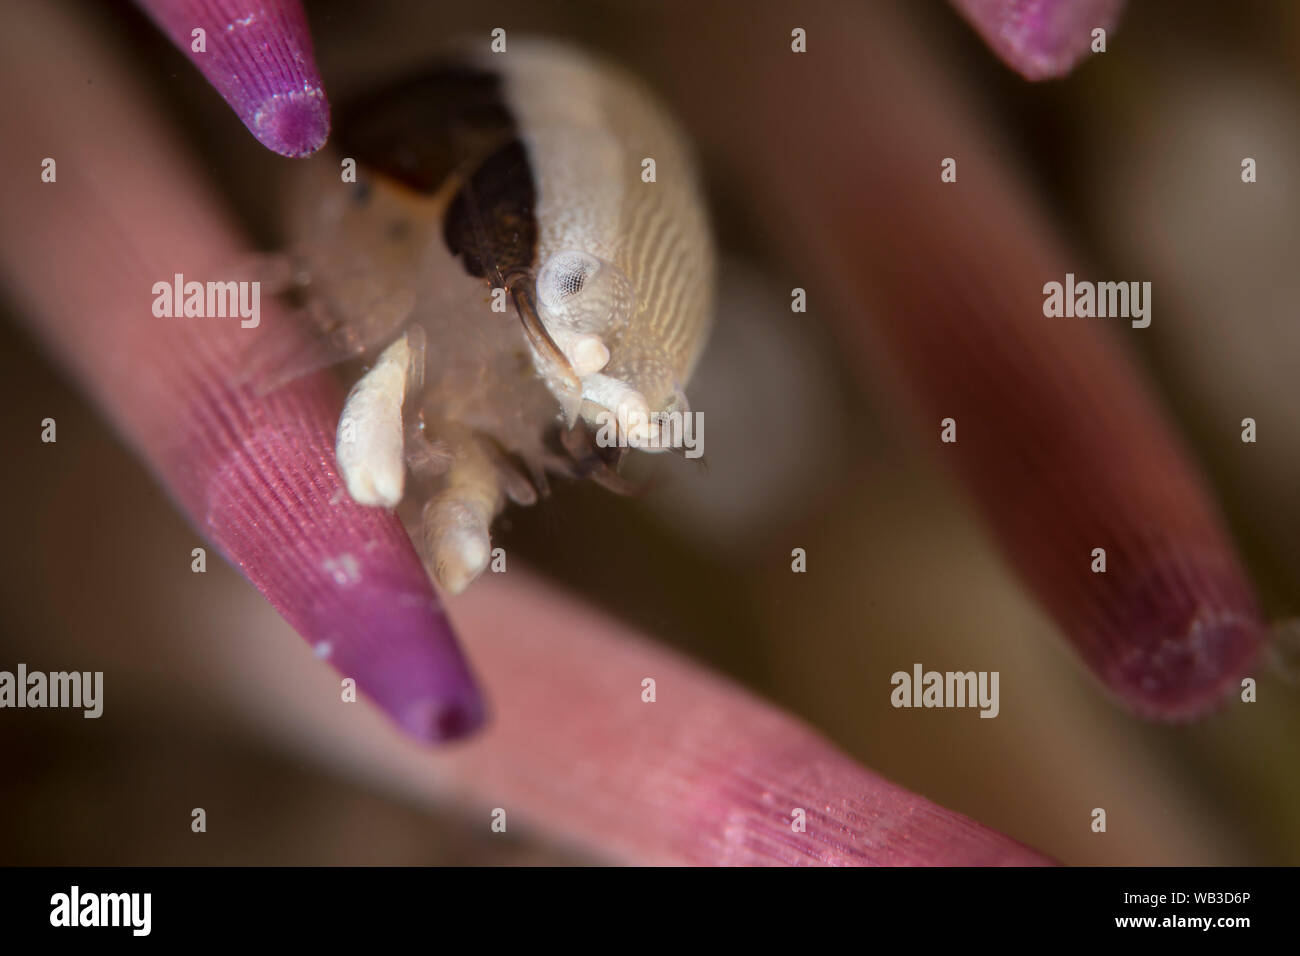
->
[[335, 329, 423, 507], [422, 434, 504, 594]]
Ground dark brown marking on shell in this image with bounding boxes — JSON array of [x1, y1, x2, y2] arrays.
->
[[334, 64, 538, 281], [443, 140, 537, 279]]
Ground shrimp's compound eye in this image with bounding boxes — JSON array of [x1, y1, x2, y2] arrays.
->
[[539, 251, 599, 304], [536, 250, 635, 336]]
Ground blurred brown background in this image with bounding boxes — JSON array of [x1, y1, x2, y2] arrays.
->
[[2, 0, 1299, 865]]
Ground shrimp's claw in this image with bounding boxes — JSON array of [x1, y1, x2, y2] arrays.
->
[[335, 330, 421, 507]]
